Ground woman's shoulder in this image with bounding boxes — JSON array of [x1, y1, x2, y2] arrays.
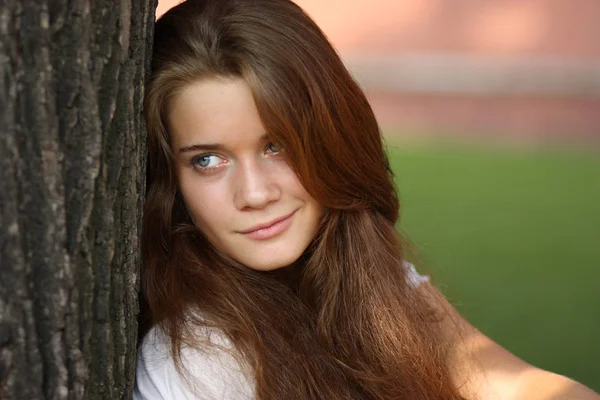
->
[[133, 262, 426, 399], [134, 323, 254, 399]]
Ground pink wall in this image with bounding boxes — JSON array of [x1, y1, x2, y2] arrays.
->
[[158, 0, 600, 59], [304, 0, 600, 60], [155, 1, 600, 143]]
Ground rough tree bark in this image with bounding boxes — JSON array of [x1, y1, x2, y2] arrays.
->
[[0, 1, 156, 399]]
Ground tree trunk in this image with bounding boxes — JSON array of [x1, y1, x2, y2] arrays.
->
[[0, 1, 156, 398]]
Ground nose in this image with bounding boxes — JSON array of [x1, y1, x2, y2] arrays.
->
[[233, 159, 281, 210]]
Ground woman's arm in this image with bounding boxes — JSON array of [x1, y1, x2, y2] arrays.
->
[[419, 283, 599, 399]]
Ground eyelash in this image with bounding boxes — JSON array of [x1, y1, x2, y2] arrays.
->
[[265, 142, 282, 154], [190, 142, 282, 172], [190, 153, 224, 171]]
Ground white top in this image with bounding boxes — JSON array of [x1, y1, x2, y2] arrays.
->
[[133, 263, 428, 399]]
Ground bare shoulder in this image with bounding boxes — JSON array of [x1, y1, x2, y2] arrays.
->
[[416, 282, 599, 400]]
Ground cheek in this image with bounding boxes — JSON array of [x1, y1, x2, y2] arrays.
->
[[279, 166, 324, 217], [277, 164, 310, 195], [287, 171, 320, 208], [178, 176, 231, 230]]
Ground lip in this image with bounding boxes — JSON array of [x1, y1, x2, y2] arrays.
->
[[239, 210, 297, 240]]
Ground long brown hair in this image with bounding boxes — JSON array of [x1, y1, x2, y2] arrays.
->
[[142, 0, 463, 398]]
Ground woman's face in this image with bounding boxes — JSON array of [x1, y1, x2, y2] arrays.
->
[[168, 77, 324, 271]]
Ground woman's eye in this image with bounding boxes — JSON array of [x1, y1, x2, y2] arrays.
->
[[192, 154, 222, 169], [266, 142, 282, 154]]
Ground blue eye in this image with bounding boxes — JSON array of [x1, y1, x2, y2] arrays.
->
[[192, 154, 221, 169], [266, 142, 281, 154], [197, 155, 211, 167]]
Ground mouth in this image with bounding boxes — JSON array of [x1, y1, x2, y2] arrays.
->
[[239, 210, 297, 240]]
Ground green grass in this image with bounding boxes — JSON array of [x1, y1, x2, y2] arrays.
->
[[387, 142, 600, 390]]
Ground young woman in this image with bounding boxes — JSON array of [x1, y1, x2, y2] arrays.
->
[[134, 0, 598, 398]]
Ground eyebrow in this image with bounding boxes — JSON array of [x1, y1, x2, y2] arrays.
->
[[179, 143, 223, 153], [178, 133, 270, 154]]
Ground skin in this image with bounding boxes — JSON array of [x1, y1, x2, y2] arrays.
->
[[423, 285, 599, 399], [168, 77, 324, 271], [168, 76, 598, 399]]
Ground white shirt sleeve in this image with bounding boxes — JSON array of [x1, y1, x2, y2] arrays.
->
[[403, 261, 430, 288], [133, 326, 254, 400]]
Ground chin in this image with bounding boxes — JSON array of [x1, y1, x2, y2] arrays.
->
[[240, 250, 304, 272]]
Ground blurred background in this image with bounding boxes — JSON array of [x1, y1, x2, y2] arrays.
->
[[157, 0, 600, 390]]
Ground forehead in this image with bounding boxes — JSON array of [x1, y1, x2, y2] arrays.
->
[[167, 77, 266, 148]]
